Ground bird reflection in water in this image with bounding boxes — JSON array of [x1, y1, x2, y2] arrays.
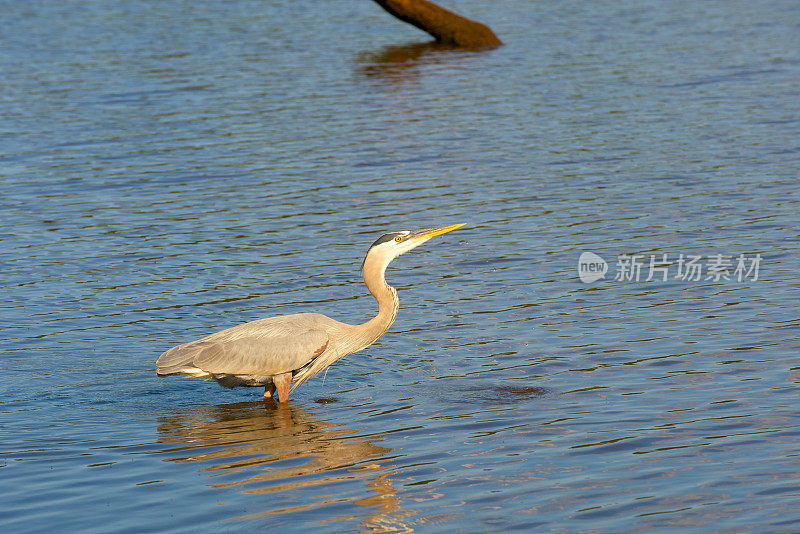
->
[[157, 401, 417, 531]]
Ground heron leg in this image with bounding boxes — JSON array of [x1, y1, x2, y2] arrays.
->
[[263, 382, 277, 399], [273, 372, 292, 403]]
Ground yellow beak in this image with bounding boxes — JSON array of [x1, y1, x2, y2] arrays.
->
[[408, 223, 466, 243]]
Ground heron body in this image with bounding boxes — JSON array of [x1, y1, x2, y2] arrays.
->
[[156, 223, 464, 402]]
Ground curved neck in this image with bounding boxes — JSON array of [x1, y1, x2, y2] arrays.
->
[[352, 253, 399, 351], [291, 249, 402, 390]]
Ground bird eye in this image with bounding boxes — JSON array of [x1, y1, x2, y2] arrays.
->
[[394, 236, 403, 242]]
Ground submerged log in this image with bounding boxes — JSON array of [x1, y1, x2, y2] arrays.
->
[[372, 0, 502, 48]]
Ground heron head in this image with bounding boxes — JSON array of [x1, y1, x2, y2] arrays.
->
[[362, 223, 465, 271]]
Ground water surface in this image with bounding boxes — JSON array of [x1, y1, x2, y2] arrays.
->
[[2, 0, 800, 532]]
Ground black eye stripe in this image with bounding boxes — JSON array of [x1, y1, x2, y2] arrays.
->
[[369, 232, 404, 248], [362, 231, 411, 270]]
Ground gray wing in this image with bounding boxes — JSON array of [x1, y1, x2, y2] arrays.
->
[[156, 314, 330, 377]]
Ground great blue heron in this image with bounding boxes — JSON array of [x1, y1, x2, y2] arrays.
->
[[156, 223, 464, 402]]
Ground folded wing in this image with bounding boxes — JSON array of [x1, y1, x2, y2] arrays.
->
[[156, 314, 330, 378]]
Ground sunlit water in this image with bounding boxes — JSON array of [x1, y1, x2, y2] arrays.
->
[[2, 1, 800, 531]]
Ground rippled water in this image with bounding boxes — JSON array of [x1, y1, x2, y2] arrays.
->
[[3, 0, 800, 531]]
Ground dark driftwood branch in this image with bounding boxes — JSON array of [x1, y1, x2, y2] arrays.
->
[[372, 0, 502, 48]]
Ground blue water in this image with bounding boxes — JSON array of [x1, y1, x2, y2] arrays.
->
[[2, 0, 800, 531]]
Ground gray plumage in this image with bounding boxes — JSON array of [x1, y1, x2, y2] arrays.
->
[[156, 223, 464, 402]]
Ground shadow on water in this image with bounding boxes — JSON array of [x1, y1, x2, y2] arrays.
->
[[355, 41, 489, 84], [156, 401, 415, 529], [465, 384, 550, 404], [431, 379, 550, 404], [489, 384, 549, 399]]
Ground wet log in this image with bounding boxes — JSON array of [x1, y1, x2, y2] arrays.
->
[[372, 0, 502, 48]]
